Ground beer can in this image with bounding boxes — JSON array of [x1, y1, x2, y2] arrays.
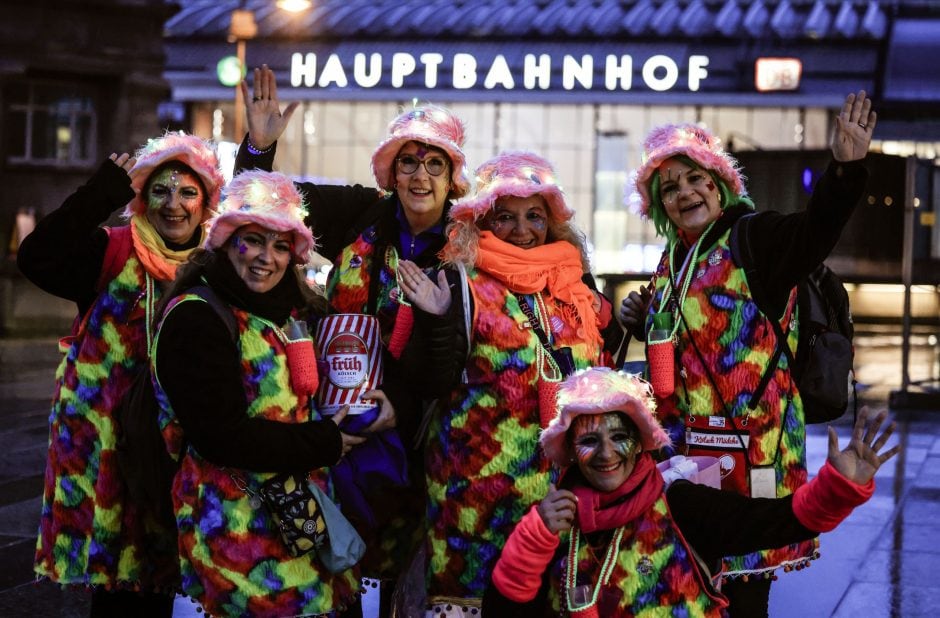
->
[[313, 314, 383, 419]]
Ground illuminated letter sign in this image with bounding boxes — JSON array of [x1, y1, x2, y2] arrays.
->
[[289, 50, 713, 93]]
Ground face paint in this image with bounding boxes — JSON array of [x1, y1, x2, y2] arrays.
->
[[571, 412, 641, 492], [146, 167, 204, 215], [232, 234, 248, 254], [572, 415, 636, 463], [143, 166, 206, 245], [483, 195, 550, 249], [226, 224, 293, 294], [414, 144, 429, 158], [657, 158, 723, 238]]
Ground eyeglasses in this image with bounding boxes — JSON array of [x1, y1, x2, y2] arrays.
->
[[396, 154, 449, 177]]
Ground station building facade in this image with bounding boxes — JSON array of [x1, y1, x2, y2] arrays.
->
[[164, 0, 940, 281]]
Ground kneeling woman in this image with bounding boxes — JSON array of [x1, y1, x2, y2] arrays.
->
[[484, 367, 897, 616], [152, 170, 365, 617]]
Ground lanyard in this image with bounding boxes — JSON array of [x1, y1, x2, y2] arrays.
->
[[655, 221, 716, 339]]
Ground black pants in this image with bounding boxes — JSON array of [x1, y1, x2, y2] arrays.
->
[[89, 588, 174, 618], [722, 576, 772, 618]]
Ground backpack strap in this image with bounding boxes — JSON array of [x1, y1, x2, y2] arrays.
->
[[730, 214, 794, 410], [96, 225, 134, 292], [186, 284, 239, 343], [455, 260, 472, 384]]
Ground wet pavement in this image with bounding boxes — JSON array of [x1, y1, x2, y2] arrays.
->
[[0, 329, 937, 617]]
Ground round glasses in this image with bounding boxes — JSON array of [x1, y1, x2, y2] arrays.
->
[[396, 154, 449, 177]]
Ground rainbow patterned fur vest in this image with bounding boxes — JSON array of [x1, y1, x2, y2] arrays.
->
[[325, 223, 401, 344], [153, 295, 360, 618], [424, 267, 601, 604], [647, 226, 817, 579], [34, 252, 179, 590], [546, 494, 727, 617]]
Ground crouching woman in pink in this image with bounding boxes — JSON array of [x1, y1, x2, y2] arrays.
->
[[483, 367, 898, 617], [151, 170, 364, 617]]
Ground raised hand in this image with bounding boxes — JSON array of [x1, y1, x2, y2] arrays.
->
[[827, 406, 899, 485], [329, 405, 367, 457], [398, 260, 452, 316], [359, 389, 397, 433], [831, 90, 877, 162], [537, 484, 578, 535], [109, 152, 138, 177], [618, 283, 652, 341], [239, 64, 299, 149]]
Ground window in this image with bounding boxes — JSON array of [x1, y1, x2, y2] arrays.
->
[[593, 130, 663, 274], [5, 80, 97, 167]]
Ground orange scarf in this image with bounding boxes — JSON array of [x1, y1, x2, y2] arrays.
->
[[130, 216, 203, 282], [475, 231, 603, 349]]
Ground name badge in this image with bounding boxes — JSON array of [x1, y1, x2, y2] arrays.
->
[[749, 467, 776, 499]]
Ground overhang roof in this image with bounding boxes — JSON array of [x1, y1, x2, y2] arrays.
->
[[165, 0, 906, 41]]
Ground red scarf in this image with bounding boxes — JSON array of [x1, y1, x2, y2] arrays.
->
[[475, 231, 602, 349], [571, 453, 664, 534]]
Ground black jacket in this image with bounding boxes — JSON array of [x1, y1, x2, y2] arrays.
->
[[482, 478, 816, 616]]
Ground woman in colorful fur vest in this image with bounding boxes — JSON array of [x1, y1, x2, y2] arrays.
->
[[17, 133, 224, 616], [483, 367, 898, 617], [235, 66, 471, 614], [150, 170, 365, 617], [618, 90, 876, 615], [397, 151, 621, 616]]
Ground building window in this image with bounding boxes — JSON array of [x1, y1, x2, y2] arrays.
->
[[593, 130, 663, 274], [5, 80, 97, 167]]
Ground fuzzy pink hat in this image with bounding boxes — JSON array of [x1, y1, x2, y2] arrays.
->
[[205, 170, 316, 263], [449, 151, 574, 223], [371, 104, 470, 197], [123, 132, 224, 220], [540, 367, 671, 467], [628, 123, 746, 217]]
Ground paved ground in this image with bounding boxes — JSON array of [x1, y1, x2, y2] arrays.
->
[[0, 329, 937, 617]]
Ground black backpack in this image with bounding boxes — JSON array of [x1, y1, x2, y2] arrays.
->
[[115, 285, 237, 521], [731, 214, 856, 424]]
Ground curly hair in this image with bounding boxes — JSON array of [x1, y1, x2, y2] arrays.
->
[[442, 214, 591, 273]]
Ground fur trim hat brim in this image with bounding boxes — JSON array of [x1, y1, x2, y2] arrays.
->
[[540, 367, 670, 467], [450, 151, 574, 223], [370, 105, 470, 198], [124, 132, 224, 220], [205, 170, 315, 263], [628, 123, 745, 218]]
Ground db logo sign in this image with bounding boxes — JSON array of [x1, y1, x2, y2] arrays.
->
[[325, 333, 367, 388]]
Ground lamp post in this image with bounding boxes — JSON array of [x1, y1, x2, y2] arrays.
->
[[228, 6, 257, 142]]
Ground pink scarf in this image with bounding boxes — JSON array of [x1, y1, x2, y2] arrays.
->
[[571, 453, 664, 534]]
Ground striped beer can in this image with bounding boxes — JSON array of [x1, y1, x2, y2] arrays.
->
[[313, 313, 384, 417]]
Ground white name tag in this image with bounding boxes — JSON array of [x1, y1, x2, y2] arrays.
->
[[750, 467, 777, 499]]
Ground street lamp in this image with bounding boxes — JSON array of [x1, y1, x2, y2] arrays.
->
[[276, 0, 312, 11], [228, 6, 257, 141]]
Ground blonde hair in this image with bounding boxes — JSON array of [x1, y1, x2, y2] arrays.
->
[[441, 214, 591, 273]]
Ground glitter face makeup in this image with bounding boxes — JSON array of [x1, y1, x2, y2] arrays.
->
[[483, 195, 549, 249], [143, 166, 206, 245], [226, 224, 293, 294], [657, 158, 722, 238], [570, 412, 641, 492]]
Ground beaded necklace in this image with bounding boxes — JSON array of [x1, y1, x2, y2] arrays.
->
[[565, 524, 626, 617], [654, 221, 717, 339]]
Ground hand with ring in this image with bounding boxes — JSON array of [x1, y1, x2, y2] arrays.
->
[[831, 90, 877, 163], [239, 63, 299, 150], [398, 260, 452, 316]]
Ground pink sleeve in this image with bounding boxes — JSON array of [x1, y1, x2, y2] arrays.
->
[[792, 460, 875, 532], [491, 506, 561, 602]]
